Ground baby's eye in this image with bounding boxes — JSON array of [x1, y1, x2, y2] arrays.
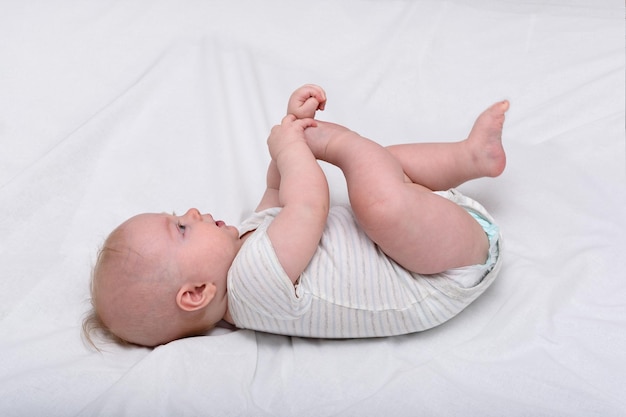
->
[[177, 221, 186, 233]]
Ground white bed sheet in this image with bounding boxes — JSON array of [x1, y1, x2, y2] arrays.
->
[[1, 1, 624, 416]]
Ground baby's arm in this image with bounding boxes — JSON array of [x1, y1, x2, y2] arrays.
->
[[264, 115, 330, 284], [255, 160, 281, 213], [255, 84, 326, 212], [286, 84, 326, 119]]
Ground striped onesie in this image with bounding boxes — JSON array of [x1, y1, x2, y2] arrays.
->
[[227, 189, 502, 338]]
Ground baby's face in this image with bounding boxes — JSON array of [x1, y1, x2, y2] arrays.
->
[[123, 208, 242, 287], [93, 208, 240, 346]]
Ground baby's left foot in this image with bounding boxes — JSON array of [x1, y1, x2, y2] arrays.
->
[[466, 100, 509, 177]]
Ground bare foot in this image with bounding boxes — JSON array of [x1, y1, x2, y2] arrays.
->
[[467, 100, 509, 178], [303, 120, 353, 161]]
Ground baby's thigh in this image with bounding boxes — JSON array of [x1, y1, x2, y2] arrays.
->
[[356, 187, 489, 275]]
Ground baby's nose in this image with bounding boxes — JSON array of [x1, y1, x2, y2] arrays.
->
[[183, 208, 202, 220]]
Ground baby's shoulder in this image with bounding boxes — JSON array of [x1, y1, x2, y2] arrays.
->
[[238, 207, 281, 236]]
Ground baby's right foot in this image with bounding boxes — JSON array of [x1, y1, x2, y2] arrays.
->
[[466, 100, 509, 178], [303, 120, 353, 161]]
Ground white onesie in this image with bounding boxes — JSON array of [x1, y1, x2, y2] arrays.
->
[[227, 189, 502, 338]]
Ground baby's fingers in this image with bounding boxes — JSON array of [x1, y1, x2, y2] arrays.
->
[[292, 84, 326, 102], [296, 117, 318, 130], [302, 84, 326, 105], [282, 114, 317, 129], [287, 84, 327, 118], [297, 97, 322, 119]]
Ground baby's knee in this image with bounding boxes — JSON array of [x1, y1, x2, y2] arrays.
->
[[352, 190, 406, 232]]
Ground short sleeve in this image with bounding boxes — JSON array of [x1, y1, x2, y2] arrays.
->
[[228, 212, 312, 324]]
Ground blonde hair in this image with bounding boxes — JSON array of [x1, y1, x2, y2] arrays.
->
[[82, 223, 182, 349], [82, 229, 135, 350], [82, 300, 129, 350], [83, 215, 220, 349]]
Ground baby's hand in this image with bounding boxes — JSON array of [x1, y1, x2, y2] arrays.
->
[[286, 84, 327, 119], [268, 114, 317, 160]]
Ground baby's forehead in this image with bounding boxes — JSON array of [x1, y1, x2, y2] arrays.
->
[[107, 213, 172, 266], [122, 212, 167, 231], [116, 212, 172, 250]]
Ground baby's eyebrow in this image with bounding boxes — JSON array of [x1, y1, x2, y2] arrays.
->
[[162, 215, 178, 242]]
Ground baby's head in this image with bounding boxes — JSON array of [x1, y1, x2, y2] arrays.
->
[[84, 209, 240, 347]]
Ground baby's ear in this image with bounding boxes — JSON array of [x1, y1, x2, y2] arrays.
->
[[176, 283, 216, 312]]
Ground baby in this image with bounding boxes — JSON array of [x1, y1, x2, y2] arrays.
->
[[83, 84, 509, 347]]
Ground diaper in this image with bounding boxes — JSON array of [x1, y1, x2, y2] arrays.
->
[[433, 188, 502, 289]]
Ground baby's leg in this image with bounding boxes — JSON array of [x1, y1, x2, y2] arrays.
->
[[304, 101, 508, 274], [386, 100, 508, 190]]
